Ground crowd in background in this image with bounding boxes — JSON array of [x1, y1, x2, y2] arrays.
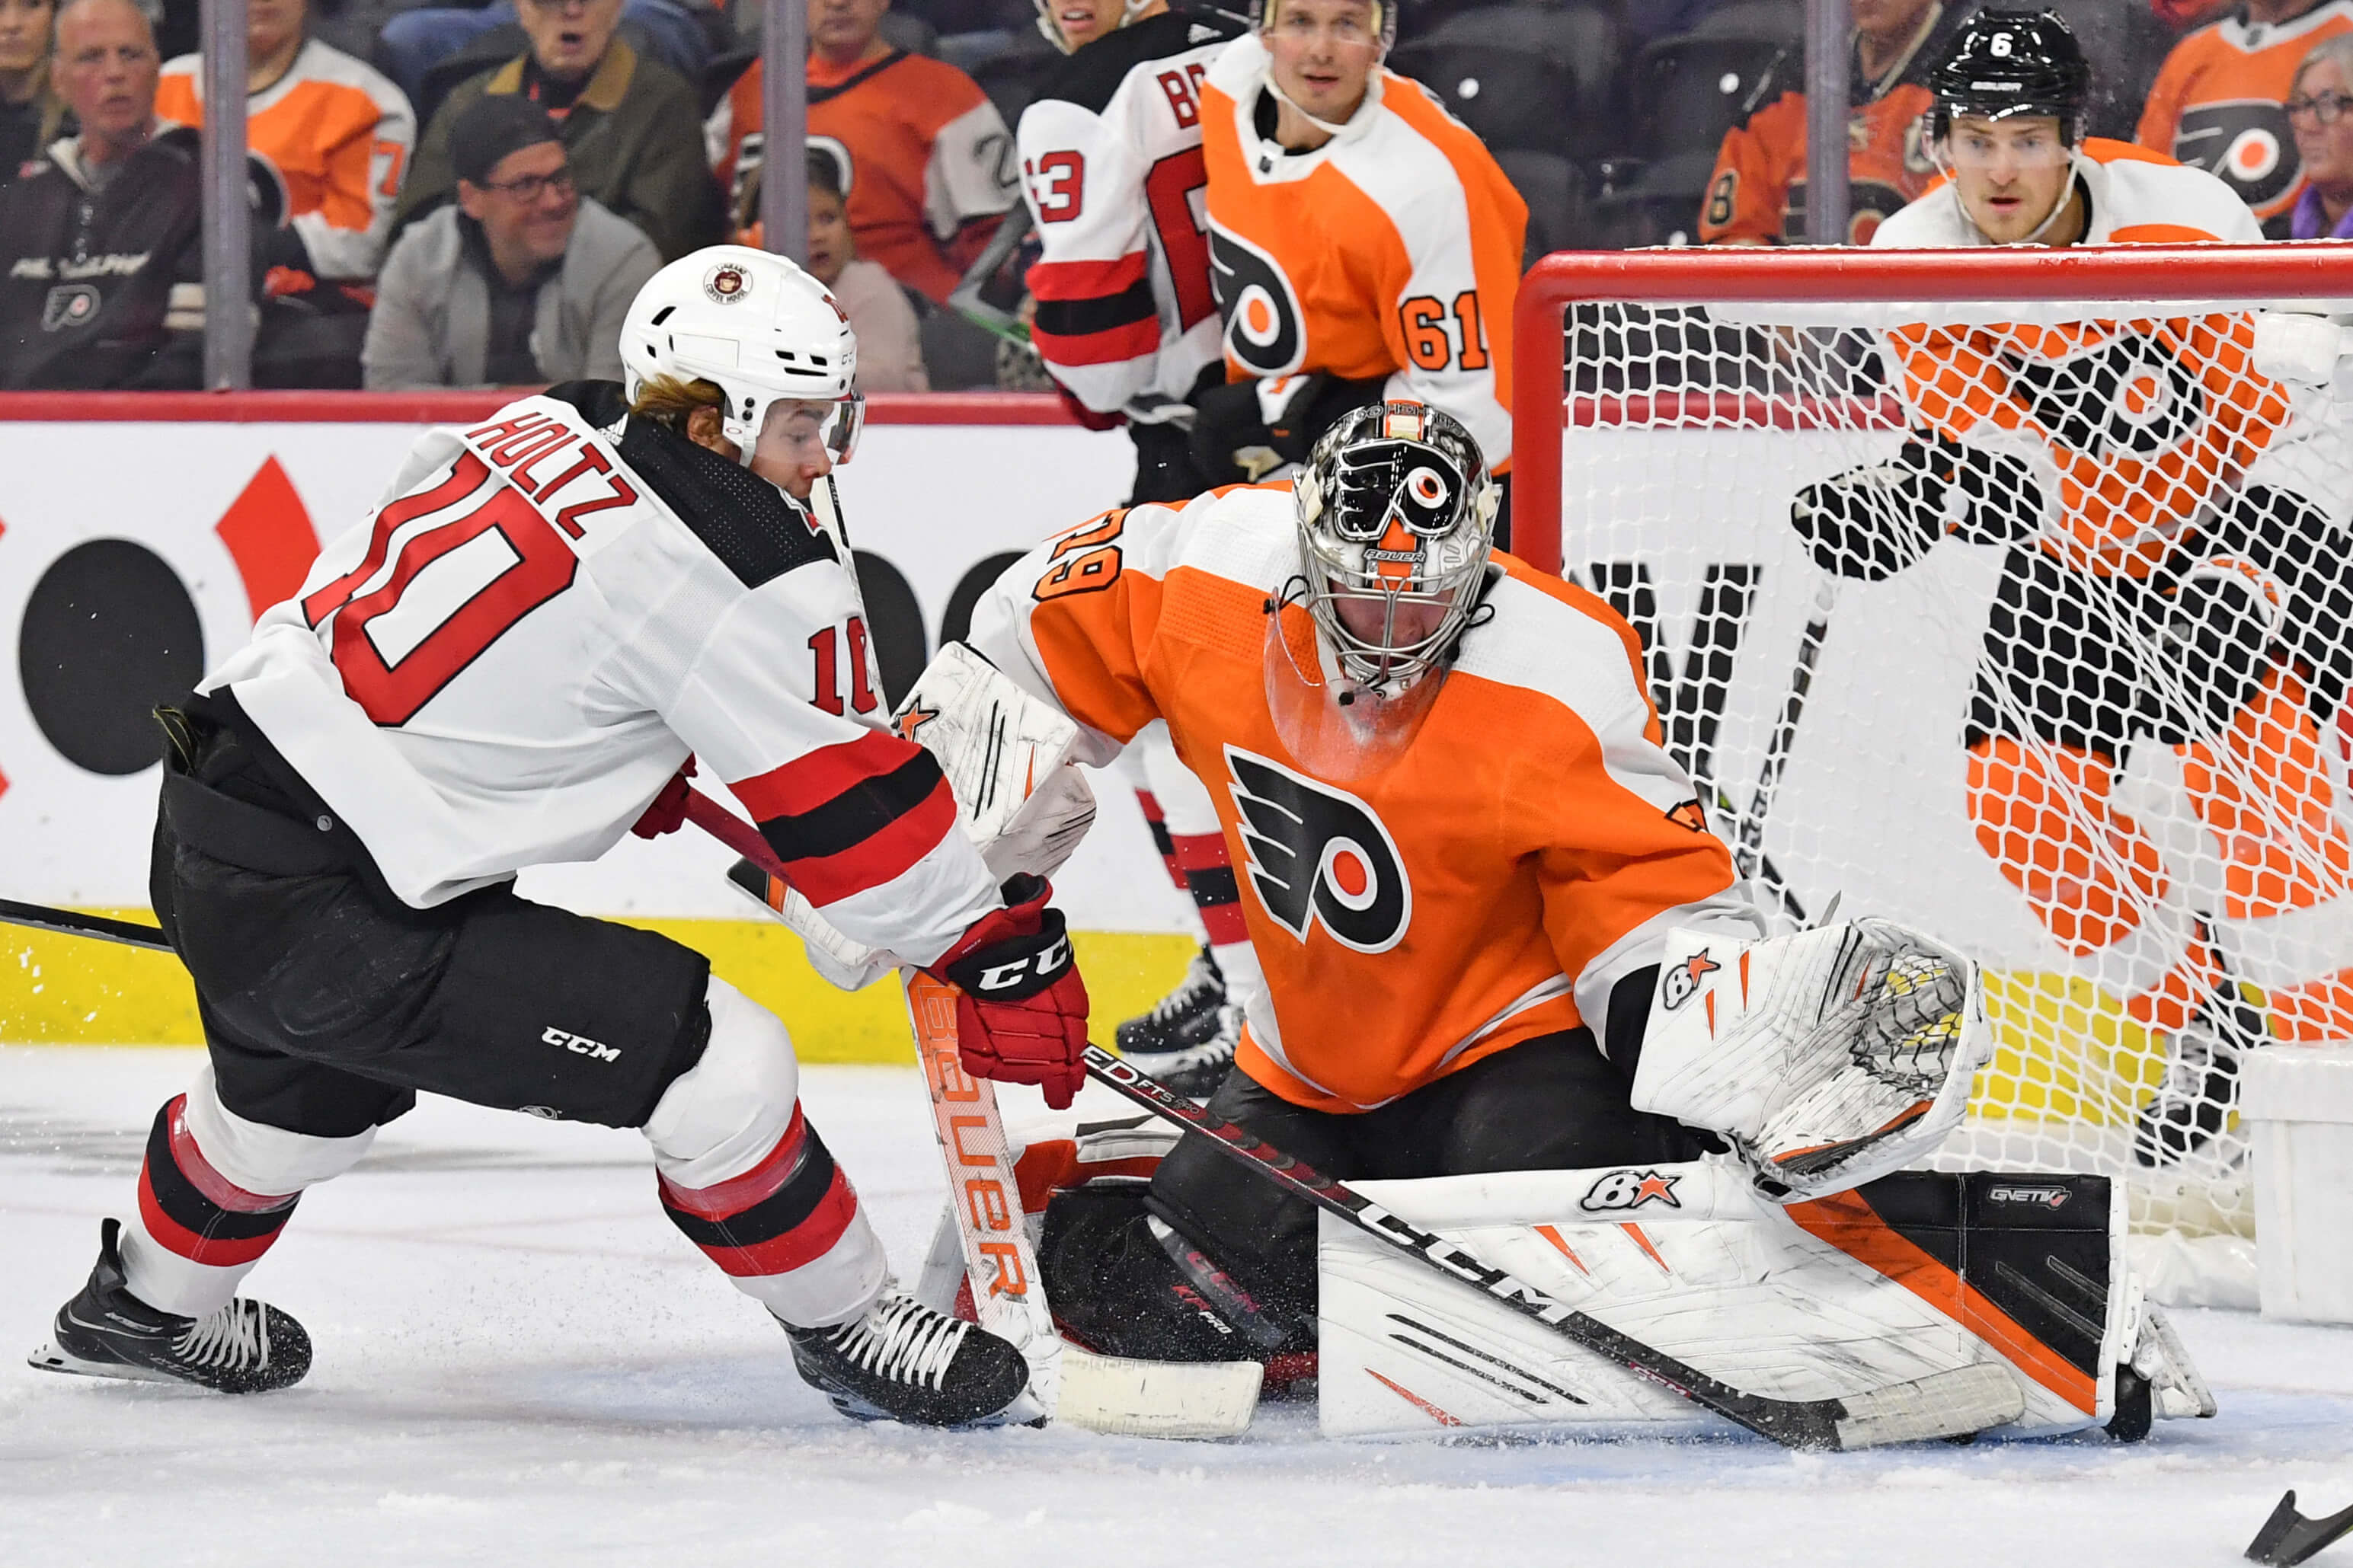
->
[[0, 0, 2347, 391]]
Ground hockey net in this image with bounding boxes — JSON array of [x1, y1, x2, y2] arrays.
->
[[1514, 246, 2353, 1237]]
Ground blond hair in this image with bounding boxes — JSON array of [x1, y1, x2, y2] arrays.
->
[[628, 372, 727, 435]]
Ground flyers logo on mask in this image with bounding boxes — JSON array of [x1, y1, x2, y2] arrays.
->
[[1225, 746, 1411, 952]]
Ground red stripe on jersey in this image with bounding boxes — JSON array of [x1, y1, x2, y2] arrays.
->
[[165, 1097, 298, 1215], [775, 774, 959, 905], [657, 1106, 809, 1220], [728, 729, 919, 822], [1026, 252, 1149, 302], [692, 1166, 862, 1278], [136, 1172, 285, 1266], [1034, 315, 1162, 368]]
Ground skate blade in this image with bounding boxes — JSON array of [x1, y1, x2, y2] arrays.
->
[[27, 1340, 181, 1386]]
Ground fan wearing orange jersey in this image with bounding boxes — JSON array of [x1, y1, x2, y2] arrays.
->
[[960, 401, 1773, 1363], [705, 0, 1019, 305], [155, 0, 413, 295], [1795, 9, 2353, 1171], [2137, 0, 2353, 237], [1698, 0, 1955, 247], [1188, 0, 1523, 532]]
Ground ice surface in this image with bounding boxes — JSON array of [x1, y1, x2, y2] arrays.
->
[[4, 1046, 2350, 1568]]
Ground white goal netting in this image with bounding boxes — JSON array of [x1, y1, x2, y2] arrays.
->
[[1550, 262, 2353, 1237]]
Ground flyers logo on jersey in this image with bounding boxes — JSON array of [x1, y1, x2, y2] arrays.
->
[[1208, 223, 1306, 378], [2009, 337, 2205, 459], [2174, 101, 2297, 212], [1225, 746, 1411, 952], [1661, 950, 1718, 1011]]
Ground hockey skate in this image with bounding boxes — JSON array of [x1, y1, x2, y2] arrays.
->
[[2134, 988, 2265, 1167], [1121, 1001, 1239, 1101], [784, 1289, 1028, 1426], [28, 1218, 311, 1394], [1114, 942, 1224, 1057]]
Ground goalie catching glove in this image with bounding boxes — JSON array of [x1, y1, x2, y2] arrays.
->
[[928, 873, 1089, 1110], [1632, 917, 1991, 1202], [1791, 432, 2045, 582]]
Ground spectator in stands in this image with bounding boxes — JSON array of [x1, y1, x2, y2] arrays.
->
[[374, 0, 711, 115], [2287, 32, 2353, 234], [155, 0, 413, 302], [798, 146, 926, 389], [363, 94, 659, 386], [396, 0, 721, 260], [2139, 0, 2353, 236], [0, 0, 219, 385], [707, 0, 1021, 304], [1697, 0, 1961, 245], [1, 0, 64, 183]]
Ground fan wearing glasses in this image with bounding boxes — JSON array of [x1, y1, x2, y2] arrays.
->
[[2287, 34, 2353, 237], [364, 94, 661, 388]]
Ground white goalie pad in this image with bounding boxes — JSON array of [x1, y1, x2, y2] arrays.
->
[[766, 642, 1100, 987], [1631, 919, 1992, 1202], [1318, 1162, 2160, 1443]]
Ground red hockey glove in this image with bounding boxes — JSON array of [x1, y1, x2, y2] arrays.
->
[[632, 756, 697, 838], [927, 874, 1089, 1110]]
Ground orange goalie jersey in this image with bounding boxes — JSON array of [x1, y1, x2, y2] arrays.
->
[[1872, 141, 2285, 577], [965, 484, 1755, 1113], [1197, 34, 1524, 470]]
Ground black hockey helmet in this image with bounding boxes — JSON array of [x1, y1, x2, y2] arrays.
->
[[1926, 8, 2091, 144]]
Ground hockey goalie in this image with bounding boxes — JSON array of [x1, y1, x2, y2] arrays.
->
[[913, 398, 2215, 1442]]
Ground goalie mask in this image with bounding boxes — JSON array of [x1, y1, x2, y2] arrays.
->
[[620, 244, 865, 471], [1293, 401, 1496, 696]]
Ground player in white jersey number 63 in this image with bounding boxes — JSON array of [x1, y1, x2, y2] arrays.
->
[[26, 246, 1090, 1429]]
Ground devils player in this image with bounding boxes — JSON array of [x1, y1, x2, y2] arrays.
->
[[1191, 0, 1523, 522], [26, 246, 1089, 1425], [1795, 10, 2353, 1167], [1015, 0, 1264, 1093]]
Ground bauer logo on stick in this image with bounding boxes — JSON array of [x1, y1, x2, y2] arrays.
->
[[1661, 950, 1720, 1011]]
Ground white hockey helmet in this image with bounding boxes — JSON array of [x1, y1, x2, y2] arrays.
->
[[619, 244, 865, 468]]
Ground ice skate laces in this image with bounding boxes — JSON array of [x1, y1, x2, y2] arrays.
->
[[829, 1295, 968, 1391], [1146, 948, 1221, 1027], [174, 1299, 272, 1373]]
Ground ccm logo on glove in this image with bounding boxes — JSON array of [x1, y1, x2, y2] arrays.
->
[[970, 934, 1073, 993], [928, 874, 1090, 1110]]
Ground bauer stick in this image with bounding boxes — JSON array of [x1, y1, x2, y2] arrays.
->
[[688, 792, 1263, 1439], [1077, 1045, 2025, 1452]]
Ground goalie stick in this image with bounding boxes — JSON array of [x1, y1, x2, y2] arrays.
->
[[1734, 576, 1838, 928], [688, 792, 1262, 1439], [1077, 1046, 2026, 1451]]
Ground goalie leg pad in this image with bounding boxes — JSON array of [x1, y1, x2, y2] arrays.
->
[[1632, 918, 1991, 1201], [1318, 1163, 2156, 1442]]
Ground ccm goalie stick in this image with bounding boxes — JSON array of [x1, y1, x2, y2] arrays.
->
[[689, 793, 1262, 1439], [1078, 1046, 2025, 1451]]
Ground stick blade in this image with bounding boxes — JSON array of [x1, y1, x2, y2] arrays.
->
[[1831, 1362, 2025, 1451], [2247, 1490, 2353, 1567], [1055, 1346, 1261, 1440]]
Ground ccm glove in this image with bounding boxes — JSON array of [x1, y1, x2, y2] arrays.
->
[[1790, 433, 2043, 583], [926, 873, 1089, 1110]]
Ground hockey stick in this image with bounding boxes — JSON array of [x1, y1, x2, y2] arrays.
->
[[2246, 1489, 2353, 1567], [1734, 576, 1839, 925], [0, 898, 173, 953], [688, 792, 1262, 1439], [1077, 1046, 2025, 1451]]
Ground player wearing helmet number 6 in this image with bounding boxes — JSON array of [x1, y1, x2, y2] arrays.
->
[[957, 406, 2001, 1370], [27, 245, 1084, 1430]]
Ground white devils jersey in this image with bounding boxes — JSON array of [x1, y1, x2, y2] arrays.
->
[[200, 386, 998, 963], [1017, 8, 1243, 417]]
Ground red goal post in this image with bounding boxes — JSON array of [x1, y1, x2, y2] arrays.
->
[[1507, 243, 2353, 1234]]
